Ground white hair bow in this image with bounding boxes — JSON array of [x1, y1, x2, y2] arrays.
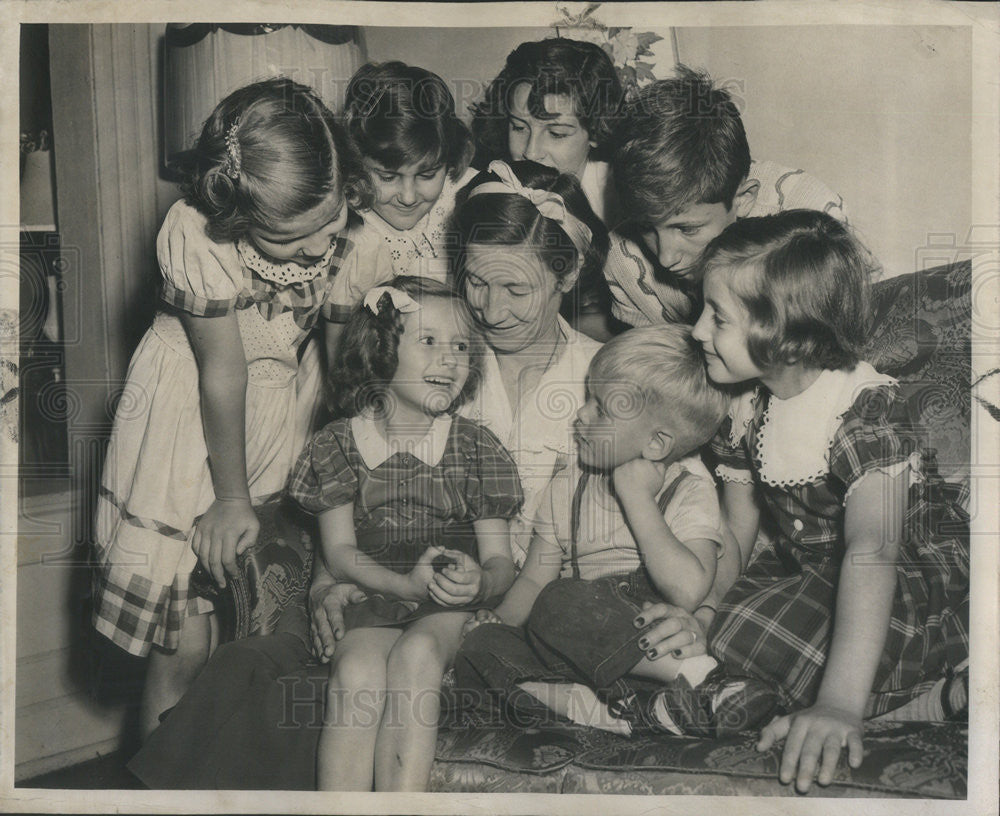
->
[[363, 286, 421, 316], [467, 161, 593, 257]]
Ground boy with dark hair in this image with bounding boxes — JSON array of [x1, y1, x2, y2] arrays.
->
[[605, 66, 847, 328]]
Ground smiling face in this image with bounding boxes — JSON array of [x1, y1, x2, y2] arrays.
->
[[507, 83, 595, 178], [692, 266, 765, 386], [366, 157, 448, 231], [247, 189, 348, 266], [388, 296, 472, 420], [573, 378, 661, 471], [462, 243, 573, 355]]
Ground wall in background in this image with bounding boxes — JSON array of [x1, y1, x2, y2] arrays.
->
[[362, 27, 552, 121], [363, 24, 973, 280], [676, 25, 972, 279]]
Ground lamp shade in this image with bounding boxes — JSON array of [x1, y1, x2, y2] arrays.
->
[[163, 23, 364, 172]]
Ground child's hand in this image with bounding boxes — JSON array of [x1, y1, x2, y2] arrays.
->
[[428, 550, 482, 606], [191, 498, 260, 588], [403, 546, 441, 601], [613, 458, 667, 501], [461, 608, 502, 639], [756, 703, 864, 793]]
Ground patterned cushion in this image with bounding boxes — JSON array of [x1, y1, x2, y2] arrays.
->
[[195, 499, 314, 643], [865, 261, 971, 489], [430, 720, 967, 798]]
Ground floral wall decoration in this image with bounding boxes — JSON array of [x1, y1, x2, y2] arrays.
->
[[551, 2, 665, 99]]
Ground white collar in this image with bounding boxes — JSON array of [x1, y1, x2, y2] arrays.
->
[[755, 362, 896, 487], [236, 237, 336, 286], [351, 413, 453, 469]]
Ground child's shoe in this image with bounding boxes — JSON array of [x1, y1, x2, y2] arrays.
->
[[609, 668, 781, 738]]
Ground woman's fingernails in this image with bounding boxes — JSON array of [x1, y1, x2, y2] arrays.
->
[[673, 649, 682, 657], [647, 650, 657, 659], [634, 617, 645, 627], [638, 638, 649, 650]]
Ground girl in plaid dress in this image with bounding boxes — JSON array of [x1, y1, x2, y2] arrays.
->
[[92, 78, 377, 740], [288, 276, 522, 790], [627, 210, 968, 793]]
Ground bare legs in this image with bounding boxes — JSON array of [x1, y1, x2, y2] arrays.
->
[[319, 628, 401, 790], [318, 613, 467, 792], [139, 612, 212, 741]]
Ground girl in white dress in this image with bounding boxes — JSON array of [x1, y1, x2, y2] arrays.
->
[[92, 77, 373, 739]]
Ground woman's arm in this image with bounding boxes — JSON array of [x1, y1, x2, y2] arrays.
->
[[494, 529, 564, 626], [631, 482, 756, 660], [318, 503, 434, 601], [307, 555, 366, 663], [758, 469, 906, 793], [181, 310, 259, 587]]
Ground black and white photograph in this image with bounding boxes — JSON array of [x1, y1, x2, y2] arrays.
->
[[3, 1, 998, 813]]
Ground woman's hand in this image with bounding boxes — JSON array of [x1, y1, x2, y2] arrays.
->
[[634, 601, 708, 660], [191, 498, 260, 588], [429, 550, 483, 606], [461, 608, 501, 639], [308, 578, 368, 663], [757, 703, 864, 793]]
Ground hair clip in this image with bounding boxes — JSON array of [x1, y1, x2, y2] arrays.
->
[[363, 286, 421, 316], [359, 85, 387, 119], [467, 160, 592, 258], [222, 120, 242, 180]]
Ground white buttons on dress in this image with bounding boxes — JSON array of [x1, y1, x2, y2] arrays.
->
[[793, 519, 804, 532]]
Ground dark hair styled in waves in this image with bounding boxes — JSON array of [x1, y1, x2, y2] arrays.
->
[[343, 61, 473, 182], [471, 38, 624, 166]]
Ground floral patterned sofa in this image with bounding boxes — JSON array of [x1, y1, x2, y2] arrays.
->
[[225, 260, 974, 798]]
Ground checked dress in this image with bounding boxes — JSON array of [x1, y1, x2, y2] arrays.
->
[[286, 413, 524, 629], [708, 364, 969, 717]]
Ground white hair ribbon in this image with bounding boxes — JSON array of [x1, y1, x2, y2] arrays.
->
[[466, 160, 593, 258], [363, 286, 421, 316]]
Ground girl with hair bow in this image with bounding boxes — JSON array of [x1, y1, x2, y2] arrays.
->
[[287, 274, 523, 790]]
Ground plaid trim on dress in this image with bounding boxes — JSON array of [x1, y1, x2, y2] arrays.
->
[[92, 486, 285, 655], [707, 384, 969, 716], [160, 232, 356, 331]]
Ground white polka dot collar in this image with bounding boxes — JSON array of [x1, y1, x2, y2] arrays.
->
[[237, 238, 338, 287]]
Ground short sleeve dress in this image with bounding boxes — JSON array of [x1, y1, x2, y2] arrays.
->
[[708, 363, 969, 717], [287, 413, 523, 628], [92, 200, 363, 657], [355, 167, 479, 283]]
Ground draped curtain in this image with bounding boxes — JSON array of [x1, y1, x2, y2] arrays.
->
[[163, 24, 365, 170]]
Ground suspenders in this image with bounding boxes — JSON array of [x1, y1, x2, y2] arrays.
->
[[568, 468, 692, 579]]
